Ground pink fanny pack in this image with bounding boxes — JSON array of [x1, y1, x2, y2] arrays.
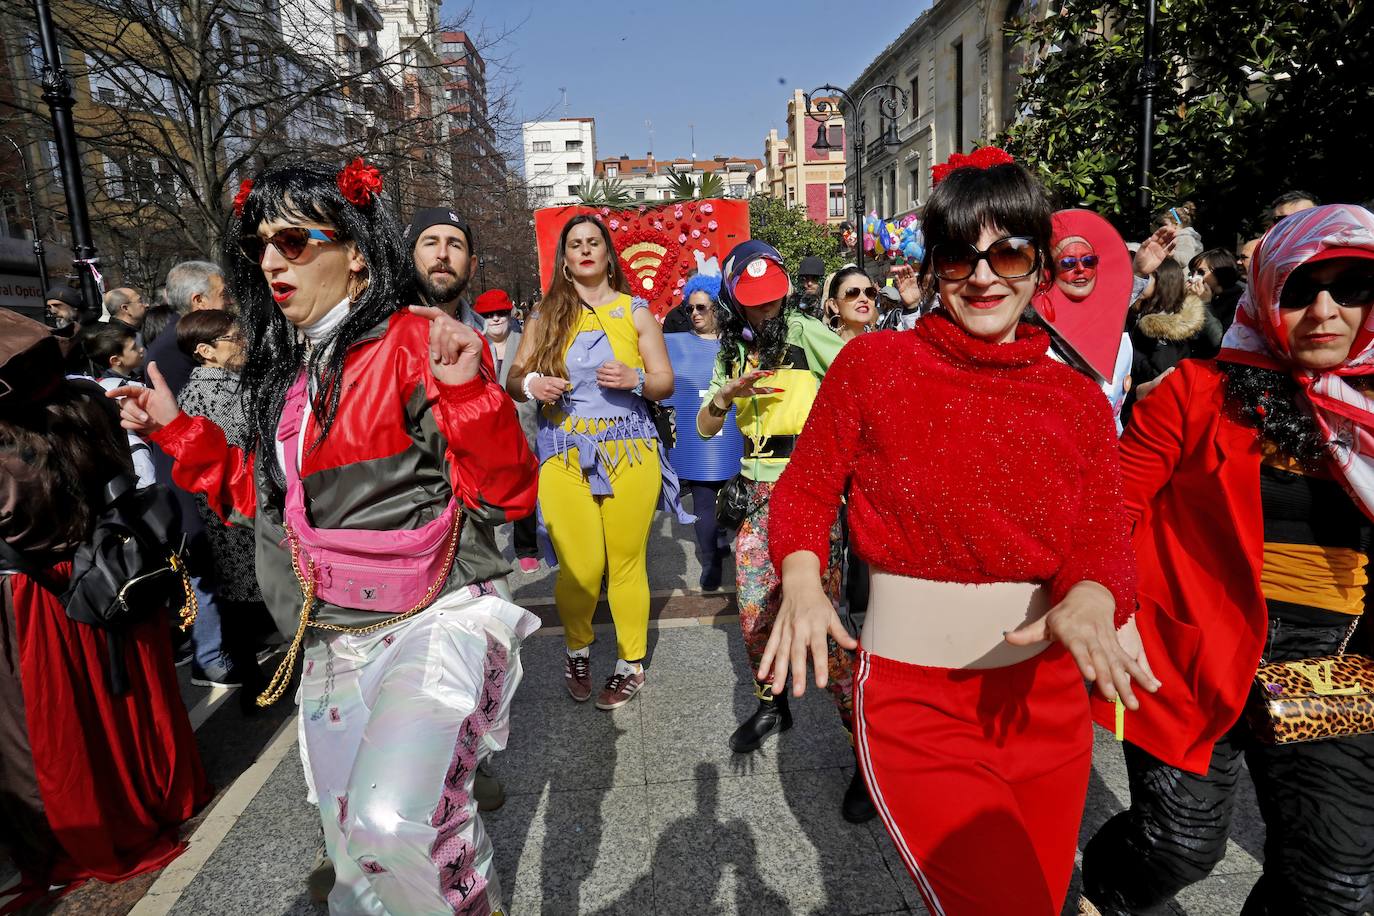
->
[[277, 373, 460, 613]]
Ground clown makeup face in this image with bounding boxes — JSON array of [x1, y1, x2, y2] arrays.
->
[[1054, 237, 1098, 301]]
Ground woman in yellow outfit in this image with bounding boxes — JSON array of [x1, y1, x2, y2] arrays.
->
[[507, 215, 686, 709]]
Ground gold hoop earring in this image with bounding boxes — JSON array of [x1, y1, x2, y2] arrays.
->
[[348, 270, 370, 303], [562, 263, 573, 283]]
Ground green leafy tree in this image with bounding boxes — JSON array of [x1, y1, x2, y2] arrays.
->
[[748, 194, 845, 275], [1002, 0, 1374, 240]]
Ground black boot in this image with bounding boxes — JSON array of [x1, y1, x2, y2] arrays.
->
[[729, 679, 793, 753], [842, 756, 877, 823]]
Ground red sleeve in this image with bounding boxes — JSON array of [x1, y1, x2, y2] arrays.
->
[[149, 411, 257, 523], [430, 347, 539, 524], [768, 341, 865, 576], [1118, 363, 1194, 533], [1049, 381, 1138, 626]]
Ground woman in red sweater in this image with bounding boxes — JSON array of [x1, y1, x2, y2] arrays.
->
[[761, 154, 1154, 915], [1082, 203, 1374, 916]]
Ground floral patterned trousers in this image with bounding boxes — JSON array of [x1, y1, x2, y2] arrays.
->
[[733, 478, 853, 734]]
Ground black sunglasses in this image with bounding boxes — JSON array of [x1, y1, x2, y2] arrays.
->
[[931, 236, 1040, 281], [1280, 269, 1374, 310], [689, 303, 714, 313], [839, 285, 878, 302], [239, 227, 339, 263]]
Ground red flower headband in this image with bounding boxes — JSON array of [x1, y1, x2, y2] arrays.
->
[[930, 145, 1016, 187], [338, 158, 383, 207], [232, 178, 253, 218]]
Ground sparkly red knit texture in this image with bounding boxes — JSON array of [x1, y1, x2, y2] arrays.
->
[[769, 309, 1137, 626]]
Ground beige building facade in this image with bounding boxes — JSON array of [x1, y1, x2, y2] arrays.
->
[[759, 89, 850, 226], [846, 0, 1036, 220]]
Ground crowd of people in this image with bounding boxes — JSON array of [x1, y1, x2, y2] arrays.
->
[[1, 146, 1370, 916]]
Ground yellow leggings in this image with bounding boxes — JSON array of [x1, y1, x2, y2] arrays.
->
[[539, 444, 660, 661]]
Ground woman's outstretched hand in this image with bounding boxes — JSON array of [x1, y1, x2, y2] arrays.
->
[[1005, 581, 1160, 709], [106, 361, 180, 436], [758, 552, 857, 697]]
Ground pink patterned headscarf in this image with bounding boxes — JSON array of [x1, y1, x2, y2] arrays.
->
[[1219, 203, 1374, 516]]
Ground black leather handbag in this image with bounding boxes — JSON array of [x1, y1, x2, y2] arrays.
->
[[715, 474, 766, 530], [0, 474, 196, 692]]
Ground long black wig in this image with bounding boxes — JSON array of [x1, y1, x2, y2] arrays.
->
[[715, 298, 799, 377], [226, 161, 414, 490], [1220, 361, 1327, 466]]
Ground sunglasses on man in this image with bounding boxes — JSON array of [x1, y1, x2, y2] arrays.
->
[[931, 237, 1040, 282], [239, 227, 339, 263]]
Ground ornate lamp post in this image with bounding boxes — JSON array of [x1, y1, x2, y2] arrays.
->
[[805, 82, 909, 272], [32, 0, 103, 319]]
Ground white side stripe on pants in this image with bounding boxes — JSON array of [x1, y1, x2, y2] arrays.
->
[[855, 651, 948, 916]]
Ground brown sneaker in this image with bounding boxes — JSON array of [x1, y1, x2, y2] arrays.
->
[[565, 653, 592, 702], [595, 668, 645, 710]]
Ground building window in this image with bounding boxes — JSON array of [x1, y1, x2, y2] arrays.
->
[[909, 77, 919, 120], [828, 184, 846, 218], [567, 185, 580, 196], [787, 186, 795, 206], [565, 139, 582, 151], [730, 183, 747, 198], [567, 162, 582, 173], [606, 164, 618, 177], [635, 189, 646, 200], [908, 163, 920, 208], [953, 39, 965, 153], [532, 140, 551, 153]]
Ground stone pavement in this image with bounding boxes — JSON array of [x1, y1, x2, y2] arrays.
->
[[14, 513, 1268, 915]]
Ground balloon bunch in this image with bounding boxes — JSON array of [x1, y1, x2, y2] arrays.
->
[[861, 212, 924, 262]]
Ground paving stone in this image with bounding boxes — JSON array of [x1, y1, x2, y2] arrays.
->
[[168, 753, 322, 916], [640, 680, 853, 785], [500, 690, 646, 796], [485, 783, 652, 916], [643, 767, 906, 916], [639, 621, 747, 688]]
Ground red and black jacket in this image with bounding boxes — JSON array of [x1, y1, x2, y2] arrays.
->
[[151, 309, 537, 632]]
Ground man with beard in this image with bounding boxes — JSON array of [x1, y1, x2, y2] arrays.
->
[[407, 208, 484, 337]]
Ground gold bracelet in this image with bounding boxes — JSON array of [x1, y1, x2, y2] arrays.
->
[[706, 397, 728, 418]]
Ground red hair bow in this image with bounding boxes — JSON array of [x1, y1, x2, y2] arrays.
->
[[930, 145, 1016, 187], [232, 178, 253, 218], [338, 158, 383, 207]]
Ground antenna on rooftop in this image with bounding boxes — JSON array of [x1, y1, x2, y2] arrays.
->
[[646, 119, 654, 157], [558, 87, 568, 117], [690, 123, 696, 161]]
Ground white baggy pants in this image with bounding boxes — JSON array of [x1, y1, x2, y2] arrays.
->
[[297, 584, 538, 915]]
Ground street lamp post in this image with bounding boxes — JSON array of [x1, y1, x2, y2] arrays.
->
[[32, 0, 102, 320], [1, 134, 50, 286], [805, 82, 909, 273], [1137, 0, 1162, 226]]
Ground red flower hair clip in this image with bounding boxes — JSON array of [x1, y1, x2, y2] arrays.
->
[[930, 145, 1016, 187], [232, 178, 254, 218], [338, 158, 383, 207]]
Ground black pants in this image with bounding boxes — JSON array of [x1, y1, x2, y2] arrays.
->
[[1083, 615, 1374, 916], [512, 515, 538, 560], [683, 480, 729, 571]]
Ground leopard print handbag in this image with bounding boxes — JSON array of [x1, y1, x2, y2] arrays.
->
[[1249, 620, 1374, 745]]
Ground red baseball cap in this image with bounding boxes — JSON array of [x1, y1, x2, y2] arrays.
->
[[723, 240, 790, 307], [472, 289, 513, 316]]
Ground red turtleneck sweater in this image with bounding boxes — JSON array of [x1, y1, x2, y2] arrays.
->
[[769, 310, 1136, 625]]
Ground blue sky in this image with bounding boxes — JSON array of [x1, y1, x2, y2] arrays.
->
[[447, 0, 933, 164]]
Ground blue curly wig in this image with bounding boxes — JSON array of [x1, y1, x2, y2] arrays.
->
[[681, 273, 722, 303]]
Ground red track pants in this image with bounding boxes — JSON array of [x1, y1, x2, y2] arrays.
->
[[854, 645, 1092, 916]]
